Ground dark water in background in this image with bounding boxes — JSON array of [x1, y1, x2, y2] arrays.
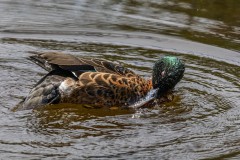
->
[[0, 0, 239, 159]]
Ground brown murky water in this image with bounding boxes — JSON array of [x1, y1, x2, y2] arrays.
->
[[0, 0, 239, 159]]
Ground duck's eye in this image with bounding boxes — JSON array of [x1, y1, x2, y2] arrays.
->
[[161, 71, 165, 77]]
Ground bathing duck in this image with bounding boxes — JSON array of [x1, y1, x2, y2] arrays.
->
[[16, 52, 185, 110]]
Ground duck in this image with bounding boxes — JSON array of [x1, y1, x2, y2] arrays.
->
[[16, 52, 185, 110]]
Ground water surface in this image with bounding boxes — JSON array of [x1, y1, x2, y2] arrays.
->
[[0, 0, 239, 159]]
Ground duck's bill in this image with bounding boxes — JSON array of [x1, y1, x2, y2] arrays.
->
[[128, 89, 175, 109], [128, 89, 159, 109]]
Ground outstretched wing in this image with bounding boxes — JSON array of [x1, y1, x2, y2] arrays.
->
[[29, 51, 137, 77]]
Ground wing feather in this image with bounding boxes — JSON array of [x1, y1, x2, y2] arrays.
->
[[29, 51, 137, 77]]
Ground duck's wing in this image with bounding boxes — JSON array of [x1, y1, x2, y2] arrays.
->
[[29, 51, 137, 77], [14, 69, 76, 110]]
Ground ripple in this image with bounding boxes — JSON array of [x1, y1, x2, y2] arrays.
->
[[1, 37, 239, 157], [0, 1, 239, 159]]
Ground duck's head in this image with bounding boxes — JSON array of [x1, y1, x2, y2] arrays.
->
[[152, 56, 185, 98]]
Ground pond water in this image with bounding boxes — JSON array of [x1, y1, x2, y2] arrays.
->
[[0, 0, 239, 159]]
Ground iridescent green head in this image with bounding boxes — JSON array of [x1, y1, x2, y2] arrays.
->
[[152, 56, 185, 97]]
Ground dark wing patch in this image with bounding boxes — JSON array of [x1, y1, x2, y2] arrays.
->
[[34, 68, 78, 87]]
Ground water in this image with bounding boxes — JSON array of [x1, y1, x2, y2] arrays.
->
[[0, 0, 239, 159]]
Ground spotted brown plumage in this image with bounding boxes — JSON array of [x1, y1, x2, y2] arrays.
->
[[16, 52, 185, 110], [59, 72, 152, 107]]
